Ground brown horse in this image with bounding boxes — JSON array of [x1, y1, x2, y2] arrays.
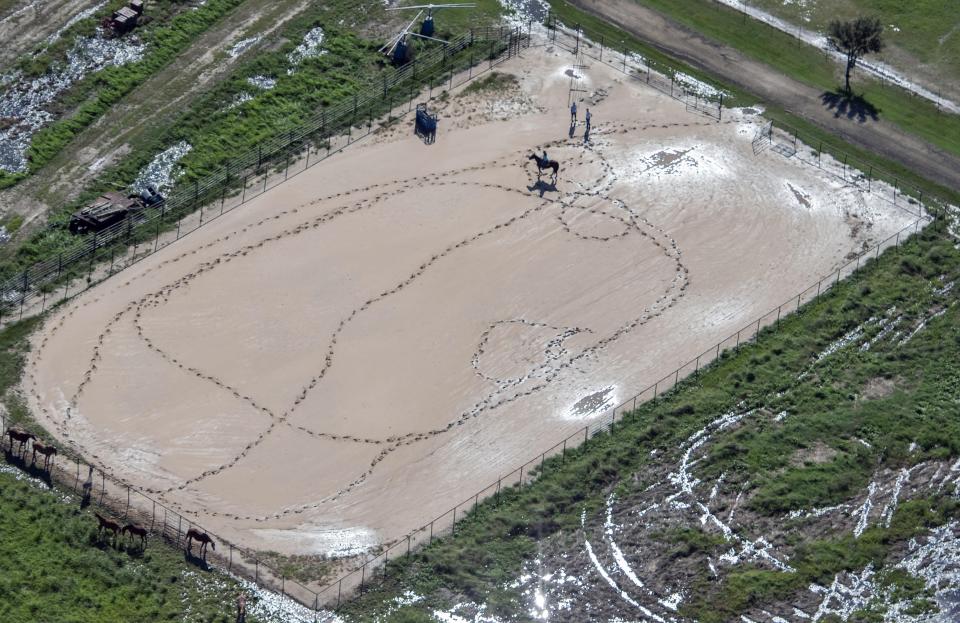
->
[[528, 153, 560, 183], [185, 528, 215, 557], [94, 512, 121, 542], [122, 523, 147, 548], [31, 439, 57, 470], [6, 427, 35, 458]]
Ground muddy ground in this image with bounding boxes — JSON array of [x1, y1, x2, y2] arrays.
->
[[23, 36, 919, 575]]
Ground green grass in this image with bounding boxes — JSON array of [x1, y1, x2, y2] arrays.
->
[[0, 466, 255, 623], [744, 0, 960, 84], [0, 0, 247, 191], [615, 0, 960, 158], [461, 71, 519, 95], [332, 220, 960, 620]]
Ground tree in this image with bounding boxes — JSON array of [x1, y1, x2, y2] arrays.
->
[[826, 17, 884, 93]]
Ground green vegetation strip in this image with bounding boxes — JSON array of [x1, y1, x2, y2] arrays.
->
[[0, 0, 247, 190], [587, 0, 960, 159], [333, 221, 960, 620], [0, 466, 257, 623]]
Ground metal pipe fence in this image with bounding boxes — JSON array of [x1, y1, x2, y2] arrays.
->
[[546, 16, 724, 120], [309, 208, 934, 610], [0, 24, 530, 328]]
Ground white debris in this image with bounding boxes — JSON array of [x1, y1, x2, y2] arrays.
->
[[673, 72, 726, 99], [0, 31, 146, 172], [131, 141, 192, 194], [287, 26, 327, 72], [853, 481, 877, 538], [229, 35, 262, 58], [45, 1, 109, 46], [247, 75, 277, 90]]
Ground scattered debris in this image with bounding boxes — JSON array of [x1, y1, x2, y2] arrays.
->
[[247, 75, 277, 90], [287, 26, 327, 73], [0, 31, 145, 173], [131, 141, 191, 195]]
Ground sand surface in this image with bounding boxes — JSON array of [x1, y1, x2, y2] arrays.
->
[[24, 45, 919, 559]]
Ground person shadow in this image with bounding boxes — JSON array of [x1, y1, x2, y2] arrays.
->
[[820, 89, 879, 123], [568, 121, 576, 138], [527, 179, 557, 198], [80, 465, 94, 509]]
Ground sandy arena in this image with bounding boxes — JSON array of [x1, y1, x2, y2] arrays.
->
[[24, 44, 918, 561]]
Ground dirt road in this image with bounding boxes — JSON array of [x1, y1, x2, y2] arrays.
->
[[569, 0, 960, 195], [0, 0, 103, 73], [0, 0, 311, 235]]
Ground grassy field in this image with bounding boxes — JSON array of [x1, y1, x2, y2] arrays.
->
[[0, 0, 249, 191], [744, 0, 960, 87], [0, 466, 252, 623], [632, 0, 960, 155], [325, 216, 960, 621]]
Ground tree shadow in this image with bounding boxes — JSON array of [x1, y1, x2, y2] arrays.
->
[[527, 179, 558, 197], [820, 89, 879, 123]]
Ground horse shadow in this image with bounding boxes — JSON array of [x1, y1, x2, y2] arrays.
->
[[184, 549, 211, 570], [527, 179, 558, 197], [820, 90, 879, 123], [3, 448, 52, 488]]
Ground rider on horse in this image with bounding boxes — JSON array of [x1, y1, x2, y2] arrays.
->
[[541, 150, 548, 166]]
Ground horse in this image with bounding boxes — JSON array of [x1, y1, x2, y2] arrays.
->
[[94, 512, 121, 542], [528, 153, 559, 183], [122, 523, 147, 548], [6, 428, 35, 458], [31, 439, 57, 471], [185, 528, 215, 557]]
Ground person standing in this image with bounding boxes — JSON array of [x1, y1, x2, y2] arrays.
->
[[570, 101, 578, 124], [585, 108, 592, 133]]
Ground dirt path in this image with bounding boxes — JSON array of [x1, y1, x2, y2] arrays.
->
[[0, 0, 311, 233], [0, 0, 103, 73], [569, 0, 960, 195]]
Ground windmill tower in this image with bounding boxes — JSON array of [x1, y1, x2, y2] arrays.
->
[[381, 3, 476, 65]]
